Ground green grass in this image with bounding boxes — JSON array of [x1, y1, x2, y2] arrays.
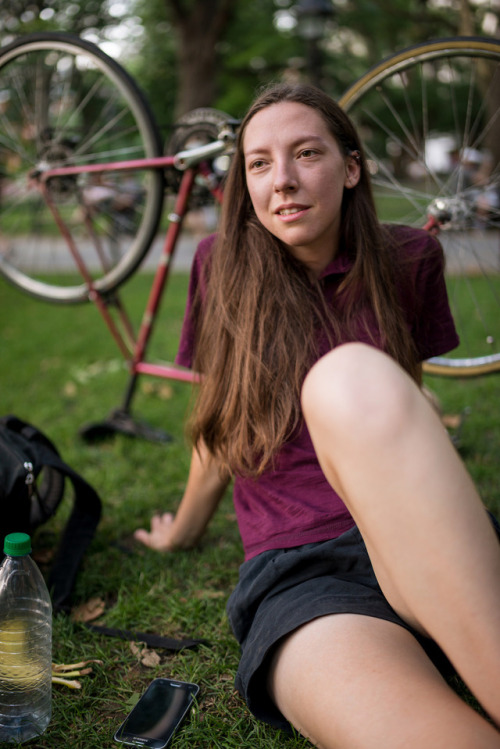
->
[[0, 272, 499, 747], [0, 273, 310, 749]]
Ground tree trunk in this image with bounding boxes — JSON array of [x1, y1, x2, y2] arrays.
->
[[166, 0, 235, 119], [458, 0, 474, 35]]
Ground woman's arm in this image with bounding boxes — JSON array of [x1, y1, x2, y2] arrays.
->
[[134, 440, 230, 551]]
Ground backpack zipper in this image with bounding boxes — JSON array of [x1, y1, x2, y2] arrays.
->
[[1, 436, 35, 498], [24, 461, 35, 497]]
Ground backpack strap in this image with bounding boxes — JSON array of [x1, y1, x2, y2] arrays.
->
[[1, 415, 102, 613], [85, 623, 208, 651], [45, 459, 101, 613]]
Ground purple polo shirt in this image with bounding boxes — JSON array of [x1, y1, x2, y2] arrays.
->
[[176, 227, 459, 560]]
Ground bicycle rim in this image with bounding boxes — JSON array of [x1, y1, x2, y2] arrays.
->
[[0, 33, 164, 303], [340, 37, 500, 376]]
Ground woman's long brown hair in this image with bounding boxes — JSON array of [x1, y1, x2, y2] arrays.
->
[[189, 82, 420, 477]]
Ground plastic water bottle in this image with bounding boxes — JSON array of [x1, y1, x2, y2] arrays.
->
[[0, 533, 52, 744]]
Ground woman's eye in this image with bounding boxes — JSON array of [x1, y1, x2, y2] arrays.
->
[[248, 159, 265, 170], [299, 149, 318, 158]]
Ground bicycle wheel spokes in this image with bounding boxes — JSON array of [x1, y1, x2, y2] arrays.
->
[[340, 38, 500, 375], [0, 33, 163, 303]]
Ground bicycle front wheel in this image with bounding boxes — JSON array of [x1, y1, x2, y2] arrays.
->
[[340, 37, 500, 376], [0, 32, 164, 303]]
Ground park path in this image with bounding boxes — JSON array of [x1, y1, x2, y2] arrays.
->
[[21, 227, 499, 275]]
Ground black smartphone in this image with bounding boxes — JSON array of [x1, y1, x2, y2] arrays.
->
[[114, 677, 200, 748]]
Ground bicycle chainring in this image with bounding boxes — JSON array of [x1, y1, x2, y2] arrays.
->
[[165, 108, 235, 207]]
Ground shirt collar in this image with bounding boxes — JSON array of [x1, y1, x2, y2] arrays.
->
[[318, 247, 353, 279]]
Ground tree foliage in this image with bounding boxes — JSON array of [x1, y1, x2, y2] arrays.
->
[[113, 0, 500, 121], [0, 0, 116, 40], [1, 0, 498, 127]]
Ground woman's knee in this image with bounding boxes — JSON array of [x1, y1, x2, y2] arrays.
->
[[301, 343, 419, 444]]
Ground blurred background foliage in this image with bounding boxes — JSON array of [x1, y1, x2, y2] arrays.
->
[[1, 0, 499, 137]]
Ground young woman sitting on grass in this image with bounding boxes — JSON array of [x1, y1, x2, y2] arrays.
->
[[135, 82, 500, 748]]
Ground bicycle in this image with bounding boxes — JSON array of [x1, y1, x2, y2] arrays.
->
[[0, 32, 499, 437]]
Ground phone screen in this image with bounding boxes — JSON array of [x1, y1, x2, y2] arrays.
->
[[114, 678, 199, 748]]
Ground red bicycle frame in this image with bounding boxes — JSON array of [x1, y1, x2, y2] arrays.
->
[[39, 152, 223, 439]]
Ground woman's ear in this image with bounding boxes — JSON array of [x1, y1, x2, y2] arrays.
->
[[344, 151, 361, 189]]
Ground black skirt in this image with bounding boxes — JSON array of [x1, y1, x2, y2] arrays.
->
[[226, 525, 452, 733]]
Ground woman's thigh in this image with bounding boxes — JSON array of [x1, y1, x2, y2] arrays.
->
[[267, 613, 500, 749]]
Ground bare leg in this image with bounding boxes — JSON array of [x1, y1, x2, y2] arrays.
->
[[300, 343, 500, 727], [268, 614, 500, 749]]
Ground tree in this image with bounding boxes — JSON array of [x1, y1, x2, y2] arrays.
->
[[322, 0, 495, 99], [129, 0, 239, 138], [0, 0, 117, 42], [131, 0, 240, 124], [132, 0, 303, 132], [166, 0, 235, 117]]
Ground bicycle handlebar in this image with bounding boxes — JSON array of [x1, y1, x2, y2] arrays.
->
[[173, 139, 230, 170]]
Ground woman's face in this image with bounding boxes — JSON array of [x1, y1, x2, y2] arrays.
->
[[243, 101, 360, 274]]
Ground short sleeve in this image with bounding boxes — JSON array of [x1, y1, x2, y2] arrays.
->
[[401, 229, 460, 361], [175, 234, 216, 369]]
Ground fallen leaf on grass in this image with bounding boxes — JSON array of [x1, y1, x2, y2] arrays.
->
[[141, 381, 174, 400], [193, 590, 225, 600], [442, 414, 462, 429], [129, 642, 141, 658], [64, 381, 77, 397], [71, 597, 106, 623], [73, 359, 122, 385], [140, 650, 161, 668], [129, 642, 161, 668]]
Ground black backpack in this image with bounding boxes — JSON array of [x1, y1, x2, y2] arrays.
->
[[0, 415, 102, 613]]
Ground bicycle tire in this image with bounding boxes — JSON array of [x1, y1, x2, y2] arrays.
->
[[0, 32, 164, 303], [339, 37, 500, 376]]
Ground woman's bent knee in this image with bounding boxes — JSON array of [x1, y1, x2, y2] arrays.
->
[[301, 343, 419, 446]]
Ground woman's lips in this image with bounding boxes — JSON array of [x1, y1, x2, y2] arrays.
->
[[275, 204, 309, 221]]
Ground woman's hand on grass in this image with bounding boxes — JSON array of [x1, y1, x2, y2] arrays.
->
[[134, 512, 179, 551], [134, 442, 230, 553]]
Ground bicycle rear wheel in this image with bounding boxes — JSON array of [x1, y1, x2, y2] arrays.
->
[[0, 32, 164, 303], [340, 37, 500, 376]]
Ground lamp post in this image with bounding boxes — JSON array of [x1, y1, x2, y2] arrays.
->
[[294, 0, 334, 88]]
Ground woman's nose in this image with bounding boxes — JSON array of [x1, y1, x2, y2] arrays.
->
[[273, 161, 298, 192]]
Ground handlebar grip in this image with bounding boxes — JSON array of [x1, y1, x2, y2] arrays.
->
[[173, 140, 228, 170]]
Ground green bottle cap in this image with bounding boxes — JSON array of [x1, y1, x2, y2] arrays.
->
[[3, 533, 32, 556]]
